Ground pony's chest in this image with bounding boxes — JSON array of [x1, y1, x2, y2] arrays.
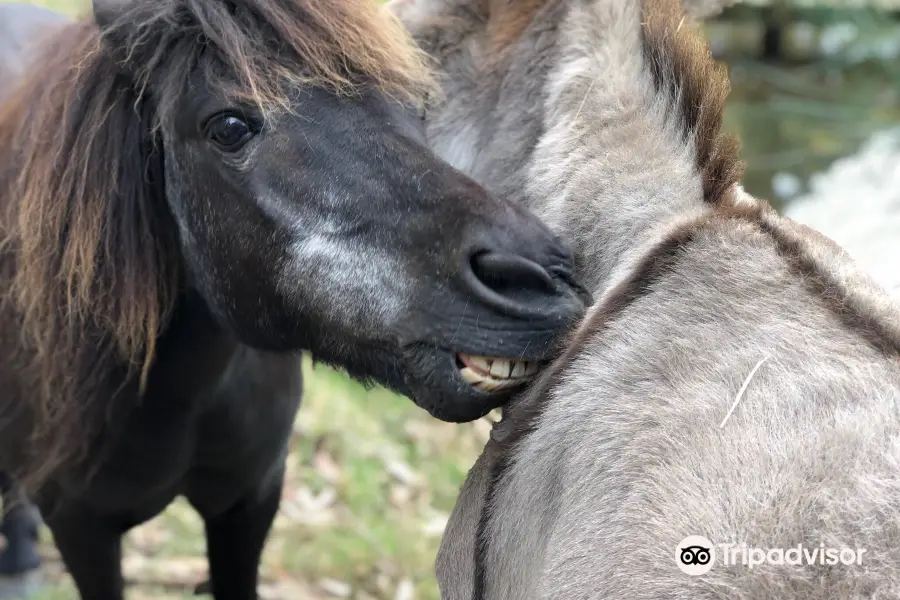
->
[[59, 347, 302, 518], [58, 376, 232, 515]]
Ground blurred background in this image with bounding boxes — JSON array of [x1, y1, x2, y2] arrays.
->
[[710, 0, 899, 205], [0, 0, 897, 599]]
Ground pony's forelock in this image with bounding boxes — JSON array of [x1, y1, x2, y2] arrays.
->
[[105, 0, 437, 127]]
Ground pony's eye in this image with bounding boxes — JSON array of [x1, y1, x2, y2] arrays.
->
[[205, 114, 253, 151]]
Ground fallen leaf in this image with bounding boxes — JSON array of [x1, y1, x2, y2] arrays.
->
[[422, 514, 449, 538], [389, 485, 413, 508], [259, 577, 323, 600], [121, 555, 208, 588], [313, 449, 343, 484], [384, 460, 419, 487], [374, 573, 393, 595], [126, 521, 171, 556], [395, 579, 414, 600], [318, 578, 352, 598]]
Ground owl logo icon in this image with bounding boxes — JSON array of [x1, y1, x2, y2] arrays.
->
[[676, 536, 715, 575]]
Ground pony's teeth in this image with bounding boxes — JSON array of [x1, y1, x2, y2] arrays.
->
[[476, 379, 498, 392], [457, 355, 539, 392], [460, 367, 484, 384], [490, 359, 510, 378], [494, 379, 515, 390], [511, 361, 526, 378], [470, 356, 492, 372]]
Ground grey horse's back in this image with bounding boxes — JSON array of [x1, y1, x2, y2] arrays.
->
[[0, 3, 69, 86]]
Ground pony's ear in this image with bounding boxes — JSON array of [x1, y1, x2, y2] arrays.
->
[[92, 0, 129, 33]]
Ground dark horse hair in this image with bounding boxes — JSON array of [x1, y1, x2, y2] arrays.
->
[[0, 0, 435, 491]]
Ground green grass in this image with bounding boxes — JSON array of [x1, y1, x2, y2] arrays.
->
[[0, 3, 486, 597]]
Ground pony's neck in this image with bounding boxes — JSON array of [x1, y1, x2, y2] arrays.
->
[[521, 0, 710, 294]]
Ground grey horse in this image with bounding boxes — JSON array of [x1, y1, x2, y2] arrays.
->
[[391, 0, 900, 597]]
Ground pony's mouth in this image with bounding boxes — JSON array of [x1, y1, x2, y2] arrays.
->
[[455, 352, 539, 393]]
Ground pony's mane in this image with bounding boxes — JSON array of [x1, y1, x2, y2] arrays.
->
[[98, 0, 436, 124], [641, 0, 744, 203], [0, 0, 435, 489]]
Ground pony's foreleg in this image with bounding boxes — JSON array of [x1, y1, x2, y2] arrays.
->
[[0, 472, 42, 576], [198, 469, 284, 600], [40, 499, 124, 600]]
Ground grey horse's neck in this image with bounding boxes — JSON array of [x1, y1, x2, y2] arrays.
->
[[413, 0, 730, 295]]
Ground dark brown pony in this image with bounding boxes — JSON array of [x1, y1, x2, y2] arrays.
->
[[0, 0, 587, 597]]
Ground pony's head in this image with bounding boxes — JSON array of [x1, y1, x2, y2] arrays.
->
[[0, 0, 587, 482]]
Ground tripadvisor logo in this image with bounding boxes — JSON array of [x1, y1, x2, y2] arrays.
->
[[675, 535, 867, 576], [676, 535, 715, 576]]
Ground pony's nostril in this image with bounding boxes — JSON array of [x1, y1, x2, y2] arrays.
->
[[471, 251, 558, 297], [466, 251, 560, 316]]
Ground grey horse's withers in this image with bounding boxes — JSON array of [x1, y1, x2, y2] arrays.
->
[[392, 0, 900, 598]]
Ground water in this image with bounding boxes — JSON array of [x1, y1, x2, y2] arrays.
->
[[709, 19, 900, 210]]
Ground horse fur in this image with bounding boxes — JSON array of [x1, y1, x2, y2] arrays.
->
[[390, 0, 900, 597]]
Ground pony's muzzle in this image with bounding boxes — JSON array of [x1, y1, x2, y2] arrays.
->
[[462, 249, 584, 322], [446, 247, 587, 394]]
